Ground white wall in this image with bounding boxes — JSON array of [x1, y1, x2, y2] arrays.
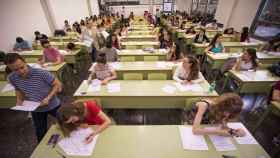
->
[[48, 0, 90, 29], [175, 0, 192, 13], [89, 0, 100, 16], [111, 5, 163, 16], [215, 0, 262, 32], [0, 0, 51, 52]]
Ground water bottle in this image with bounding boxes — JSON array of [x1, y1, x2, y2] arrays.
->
[[208, 81, 216, 93]]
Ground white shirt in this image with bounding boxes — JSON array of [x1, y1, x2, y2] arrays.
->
[[173, 63, 204, 83]]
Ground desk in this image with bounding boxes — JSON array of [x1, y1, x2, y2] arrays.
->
[[0, 81, 16, 108], [121, 41, 160, 49], [30, 124, 270, 158], [74, 80, 217, 109], [183, 34, 236, 44], [0, 63, 66, 82], [192, 42, 261, 55], [128, 30, 153, 35], [88, 61, 177, 80], [226, 70, 280, 94], [130, 25, 153, 30], [49, 36, 79, 42], [32, 41, 87, 50], [118, 49, 167, 61], [121, 35, 157, 41], [206, 52, 280, 69]]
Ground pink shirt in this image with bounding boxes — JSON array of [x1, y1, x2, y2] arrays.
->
[[43, 47, 64, 62]]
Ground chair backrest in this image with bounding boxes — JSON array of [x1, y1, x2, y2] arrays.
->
[[123, 73, 143, 80], [143, 56, 159, 61], [120, 56, 136, 62], [147, 73, 167, 80]]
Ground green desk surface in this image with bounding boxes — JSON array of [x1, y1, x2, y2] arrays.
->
[[0, 63, 66, 81], [130, 26, 153, 30], [117, 49, 167, 61], [88, 61, 178, 80], [17, 49, 81, 64], [183, 34, 236, 43], [30, 124, 270, 158], [228, 70, 280, 94], [49, 36, 79, 42], [128, 30, 153, 35], [121, 42, 160, 49], [0, 81, 16, 108], [74, 80, 218, 108], [121, 35, 157, 41], [33, 41, 87, 50]]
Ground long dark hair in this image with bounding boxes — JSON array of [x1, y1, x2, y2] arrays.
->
[[246, 48, 258, 69], [184, 55, 199, 81], [96, 53, 107, 64], [209, 33, 222, 48]]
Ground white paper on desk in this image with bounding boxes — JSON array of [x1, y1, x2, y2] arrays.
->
[[227, 122, 258, 145], [87, 79, 101, 92], [179, 126, 208, 150], [1, 83, 15, 92], [174, 83, 203, 92], [101, 31, 109, 39], [254, 71, 268, 80], [162, 85, 176, 94], [156, 62, 167, 68], [159, 49, 167, 53], [107, 83, 120, 93], [11, 100, 40, 111], [59, 50, 70, 55], [28, 63, 43, 69], [58, 127, 99, 156], [209, 135, 236, 151], [109, 62, 121, 69]]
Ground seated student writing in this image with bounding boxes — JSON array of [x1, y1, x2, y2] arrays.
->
[[205, 33, 225, 54], [167, 42, 183, 61], [272, 81, 280, 102], [193, 28, 210, 44], [180, 21, 187, 30], [173, 55, 204, 84], [13, 37, 32, 52], [88, 53, 117, 85], [189, 93, 246, 137], [38, 40, 64, 66], [240, 27, 250, 42], [57, 100, 111, 143], [205, 19, 218, 29], [185, 26, 196, 35], [34, 31, 48, 43], [232, 48, 259, 71], [223, 27, 234, 35]]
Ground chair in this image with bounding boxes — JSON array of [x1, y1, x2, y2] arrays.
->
[[147, 73, 167, 80], [120, 56, 135, 62], [123, 73, 143, 80], [143, 56, 159, 61]]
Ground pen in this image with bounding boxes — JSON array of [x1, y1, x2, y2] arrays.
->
[[55, 148, 66, 158]]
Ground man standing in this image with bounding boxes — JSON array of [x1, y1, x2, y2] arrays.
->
[[4, 53, 62, 142]]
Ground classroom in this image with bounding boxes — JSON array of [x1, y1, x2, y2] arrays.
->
[[0, 0, 280, 158]]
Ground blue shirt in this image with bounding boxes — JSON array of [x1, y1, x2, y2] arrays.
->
[[14, 40, 31, 50], [210, 43, 224, 53], [8, 66, 60, 112]]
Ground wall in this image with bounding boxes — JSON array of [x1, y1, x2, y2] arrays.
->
[[215, 0, 262, 32], [0, 0, 51, 52], [111, 5, 163, 16], [89, 0, 100, 16], [175, 0, 192, 13]]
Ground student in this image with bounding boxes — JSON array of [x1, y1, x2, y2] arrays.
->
[[223, 28, 234, 35], [185, 26, 196, 35], [160, 32, 173, 49], [205, 33, 225, 54], [180, 21, 186, 30], [34, 31, 48, 42], [88, 53, 117, 85], [57, 100, 111, 143], [232, 48, 259, 71], [4, 53, 62, 142], [188, 93, 246, 137], [39, 40, 64, 65], [240, 27, 250, 42], [206, 19, 218, 29], [272, 81, 280, 102], [100, 36, 118, 62], [173, 55, 204, 84], [64, 20, 72, 32], [167, 42, 182, 61], [112, 33, 121, 50], [13, 37, 32, 51], [193, 28, 210, 43]]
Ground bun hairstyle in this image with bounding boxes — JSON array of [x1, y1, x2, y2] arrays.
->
[[96, 53, 107, 64]]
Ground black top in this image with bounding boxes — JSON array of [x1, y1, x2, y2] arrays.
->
[[193, 34, 210, 43], [185, 100, 211, 124]]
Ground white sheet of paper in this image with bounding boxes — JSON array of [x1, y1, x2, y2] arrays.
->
[[156, 62, 167, 68], [179, 126, 209, 150], [11, 100, 40, 111], [162, 85, 176, 94], [28, 63, 43, 69], [174, 83, 203, 92], [87, 79, 101, 92], [227, 122, 258, 144], [107, 83, 120, 93], [59, 50, 70, 55], [0, 65, 6, 69], [101, 31, 109, 39], [208, 135, 236, 151], [1, 83, 15, 92], [109, 62, 121, 69], [58, 127, 99, 156]]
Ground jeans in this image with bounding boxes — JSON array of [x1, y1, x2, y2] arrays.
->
[[91, 46, 97, 62], [31, 105, 60, 143]]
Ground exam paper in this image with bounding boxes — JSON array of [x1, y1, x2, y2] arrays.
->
[[58, 127, 99, 156], [87, 80, 101, 92], [162, 85, 176, 94], [208, 135, 236, 151], [227, 122, 258, 144], [179, 126, 208, 150], [110, 62, 121, 69], [174, 83, 203, 92], [156, 62, 167, 68], [1, 83, 15, 92], [11, 100, 40, 111], [107, 83, 120, 93]]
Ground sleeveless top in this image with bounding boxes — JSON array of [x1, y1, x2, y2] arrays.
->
[[185, 100, 212, 124]]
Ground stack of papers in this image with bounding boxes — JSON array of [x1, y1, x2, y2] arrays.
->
[[1, 83, 15, 92], [162, 85, 176, 94], [11, 100, 40, 111], [174, 83, 203, 92], [58, 127, 99, 156], [208, 134, 236, 151], [107, 83, 121, 93], [228, 122, 258, 144], [179, 126, 208, 150], [87, 80, 101, 92]]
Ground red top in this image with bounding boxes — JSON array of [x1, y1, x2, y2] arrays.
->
[[84, 101, 104, 125]]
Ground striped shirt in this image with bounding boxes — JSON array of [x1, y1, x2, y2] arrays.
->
[[91, 64, 114, 80], [8, 66, 60, 112]]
